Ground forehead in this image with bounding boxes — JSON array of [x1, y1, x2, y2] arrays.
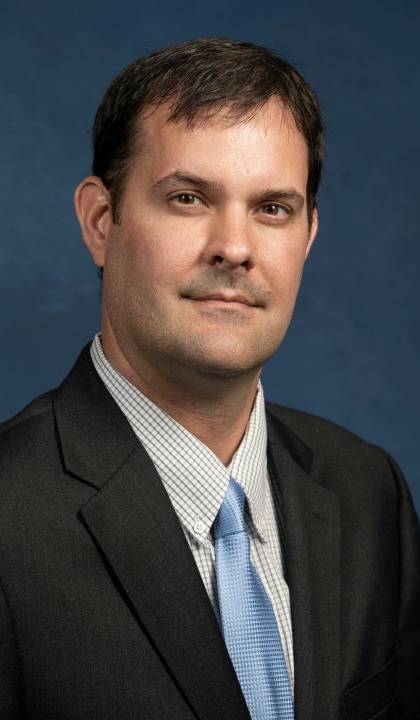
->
[[131, 97, 309, 190]]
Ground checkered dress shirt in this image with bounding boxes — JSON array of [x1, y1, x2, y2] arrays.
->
[[90, 333, 294, 689]]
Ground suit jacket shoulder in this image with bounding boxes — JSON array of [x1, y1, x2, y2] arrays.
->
[[266, 399, 400, 499], [267, 400, 383, 460], [0, 390, 52, 435]]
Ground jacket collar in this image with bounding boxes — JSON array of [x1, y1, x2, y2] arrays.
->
[[53, 343, 139, 490], [266, 406, 341, 720]]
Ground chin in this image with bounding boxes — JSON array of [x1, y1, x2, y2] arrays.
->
[[161, 333, 280, 378], [187, 351, 269, 378]]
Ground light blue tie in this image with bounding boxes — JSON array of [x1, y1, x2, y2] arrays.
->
[[213, 477, 294, 720]]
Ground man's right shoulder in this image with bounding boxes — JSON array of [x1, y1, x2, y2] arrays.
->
[[0, 391, 55, 454], [0, 342, 94, 452], [0, 390, 67, 520]]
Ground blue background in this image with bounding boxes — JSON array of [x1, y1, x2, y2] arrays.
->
[[1, 1, 419, 511]]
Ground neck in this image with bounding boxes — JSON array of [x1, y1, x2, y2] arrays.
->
[[99, 326, 261, 467]]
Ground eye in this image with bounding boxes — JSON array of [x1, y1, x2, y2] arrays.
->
[[260, 203, 290, 218], [172, 193, 202, 205]]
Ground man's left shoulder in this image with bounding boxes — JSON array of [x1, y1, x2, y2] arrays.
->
[[266, 401, 382, 457], [265, 401, 403, 497]]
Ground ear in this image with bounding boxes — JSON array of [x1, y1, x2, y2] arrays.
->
[[305, 206, 318, 259], [74, 176, 113, 268]]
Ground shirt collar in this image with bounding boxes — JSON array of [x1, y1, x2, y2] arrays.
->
[[90, 333, 269, 543], [228, 380, 268, 541]]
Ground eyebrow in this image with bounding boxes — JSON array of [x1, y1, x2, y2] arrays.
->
[[151, 170, 305, 208]]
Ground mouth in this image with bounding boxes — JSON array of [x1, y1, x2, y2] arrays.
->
[[184, 293, 257, 308]]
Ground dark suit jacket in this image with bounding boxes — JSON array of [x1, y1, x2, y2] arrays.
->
[[0, 344, 419, 720]]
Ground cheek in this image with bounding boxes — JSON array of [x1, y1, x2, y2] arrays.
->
[[123, 230, 195, 296], [263, 239, 308, 302], [128, 210, 202, 277]]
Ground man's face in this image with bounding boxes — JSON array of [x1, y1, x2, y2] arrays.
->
[[100, 98, 317, 382]]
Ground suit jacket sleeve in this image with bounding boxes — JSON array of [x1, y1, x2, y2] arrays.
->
[[385, 451, 420, 717], [0, 580, 20, 718]]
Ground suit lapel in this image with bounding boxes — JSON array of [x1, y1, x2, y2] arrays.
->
[[267, 409, 341, 720], [78, 448, 251, 720], [53, 346, 251, 720]]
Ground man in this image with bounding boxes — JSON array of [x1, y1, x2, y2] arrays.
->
[[0, 37, 419, 720]]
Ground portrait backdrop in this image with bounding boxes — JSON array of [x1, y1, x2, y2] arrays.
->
[[1, 0, 419, 511]]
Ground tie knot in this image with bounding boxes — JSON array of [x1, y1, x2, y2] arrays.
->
[[213, 478, 247, 540]]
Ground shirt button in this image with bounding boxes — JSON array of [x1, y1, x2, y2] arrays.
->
[[193, 521, 206, 535]]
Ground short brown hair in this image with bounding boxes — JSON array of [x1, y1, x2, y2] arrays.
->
[[92, 37, 324, 223]]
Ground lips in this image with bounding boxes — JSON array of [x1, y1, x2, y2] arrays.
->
[[188, 294, 254, 306]]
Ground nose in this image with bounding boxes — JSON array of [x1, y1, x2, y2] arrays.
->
[[202, 207, 255, 271]]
